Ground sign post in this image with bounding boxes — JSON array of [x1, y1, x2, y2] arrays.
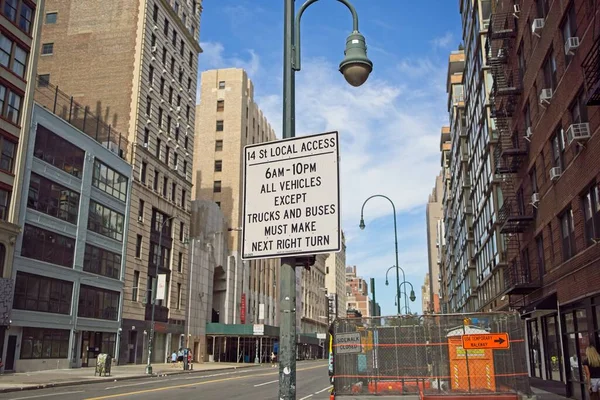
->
[[462, 333, 510, 350], [242, 131, 341, 260]]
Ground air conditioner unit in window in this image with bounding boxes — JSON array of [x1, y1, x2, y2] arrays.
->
[[566, 122, 591, 145], [564, 37, 580, 55], [151, 45, 157, 53], [539, 88, 553, 105], [176, 106, 182, 112], [532, 18, 545, 37], [531, 192, 540, 206], [174, 165, 179, 171], [143, 142, 149, 148], [153, 24, 158, 31], [138, 215, 143, 222], [514, 4, 521, 13], [525, 126, 533, 141], [550, 166, 562, 182]]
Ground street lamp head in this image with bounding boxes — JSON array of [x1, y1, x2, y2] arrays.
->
[[339, 31, 373, 87], [359, 217, 366, 230], [385, 279, 389, 286], [409, 290, 416, 302]]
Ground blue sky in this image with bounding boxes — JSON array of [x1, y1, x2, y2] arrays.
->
[[197, 0, 462, 316]]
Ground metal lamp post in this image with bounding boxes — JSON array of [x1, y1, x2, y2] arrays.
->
[[384, 265, 415, 314], [359, 195, 400, 314], [146, 215, 176, 375], [280, 1, 372, 398]]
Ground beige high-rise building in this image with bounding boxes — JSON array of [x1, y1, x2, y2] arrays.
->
[[325, 230, 346, 320], [300, 253, 328, 334], [36, 0, 204, 365], [425, 172, 443, 313], [193, 68, 279, 327]]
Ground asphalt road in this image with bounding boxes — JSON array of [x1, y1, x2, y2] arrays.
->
[[1, 361, 331, 400]]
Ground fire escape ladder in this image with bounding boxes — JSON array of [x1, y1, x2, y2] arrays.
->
[[582, 33, 600, 106]]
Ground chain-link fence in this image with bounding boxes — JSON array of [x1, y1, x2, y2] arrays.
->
[[332, 312, 531, 398]]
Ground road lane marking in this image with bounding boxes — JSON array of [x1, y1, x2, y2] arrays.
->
[[84, 364, 327, 399], [314, 386, 332, 394], [11, 391, 85, 400], [105, 381, 156, 390], [299, 395, 313, 400], [253, 379, 278, 387]]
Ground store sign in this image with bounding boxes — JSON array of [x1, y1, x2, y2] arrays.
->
[[240, 293, 246, 324]]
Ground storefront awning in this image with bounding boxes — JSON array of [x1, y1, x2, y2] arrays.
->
[[520, 292, 557, 318]]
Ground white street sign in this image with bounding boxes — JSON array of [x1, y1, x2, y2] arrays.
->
[[156, 274, 167, 300], [242, 131, 341, 260]]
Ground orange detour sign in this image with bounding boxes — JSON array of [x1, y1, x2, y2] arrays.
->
[[462, 333, 510, 350]]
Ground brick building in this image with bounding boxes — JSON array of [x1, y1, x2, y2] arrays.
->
[[486, 0, 600, 398]]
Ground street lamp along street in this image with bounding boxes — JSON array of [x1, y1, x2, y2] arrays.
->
[[339, 31, 373, 87]]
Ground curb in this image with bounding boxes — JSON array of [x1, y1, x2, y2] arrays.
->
[[0, 364, 261, 394]]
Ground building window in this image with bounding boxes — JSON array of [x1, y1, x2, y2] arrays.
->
[[217, 100, 224, 112], [78, 285, 119, 321], [151, 208, 172, 239], [83, 244, 121, 280], [173, 152, 178, 169], [140, 161, 147, 183], [138, 199, 144, 221], [213, 181, 222, 193], [186, 105, 190, 121], [570, 89, 588, 124], [218, 81, 225, 89], [162, 47, 167, 64], [171, 182, 176, 201], [170, 56, 175, 74], [145, 96, 152, 117], [183, 160, 187, 175], [165, 145, 170, 165], [163, 17, 169, 35], [20, 328, 70, 359], [92, 160, 128, 202], [38, 74, 50, 87], [27, 173, 80, 224], [178, 252, 183, 272], [0, 188, 9, 220], [215, 140, 223, 151], [0, 136, 15, 172], [188, 51, 193, 68], [18, 1, 33, 33], [132, 271, 140, 301], [536, 0, 549, 18], [0, 33, 28, 78], [162, 176, 168, 197], [216, 120, 224, 131], [88, 201, 125, 242], [179, 221, 185, 241], [21, 224, 75, 268], [135, 234, 142, 258], [214, 160, 222, 172], [0, 84, 21, 125], [562, 5, 577, 65], [542, 49, 557, 91], [149, 242, 170, 270], [582, 185, 600, 247], [34, 125, 85, 178], [184, 136, 188, 150], [181, 189, 186, 209], [551, 128, 565, 170], [41, 43, 54, 55], [176, 283, 181, 309], [560, 208, 576, 261], [172, 28, 176, 46], [14, 272, 72, 316], [45, 11, 57, 24], [153, 170, 159, 190], [149, 65, 154, 86], [152, 3, 158, 21], [179, 39, 184, 57], [158, 107, 163, 127], [536, 234, 545, 273]]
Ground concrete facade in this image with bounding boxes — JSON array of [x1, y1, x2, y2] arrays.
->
[[4, 104, 132, 372], [345, 266, 373, 317], [425, 172, 443, 313], [193, 68, 279, 327], [36, 0, 204, 365], [187, 200, 229, 362], [324, 230, 346, 319], [300, 253, 328, 334]]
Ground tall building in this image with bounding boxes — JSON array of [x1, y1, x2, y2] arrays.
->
[[36, 0, 204, 364], [325, 230, 346, 319], [439, 126, 451, 313], [485, 1, 600, 398], [6, 99, 132, 372], [193, 68, 279, 327], [425, 172, 443, 313], [421, 273, 431, 313], [345, 266, 373, 317], [300, 254, 328, 334], [0, 0, 44, 364]]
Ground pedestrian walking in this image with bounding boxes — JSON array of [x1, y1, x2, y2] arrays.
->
[[584, 345, 600, 400], [171, 351, 177, 367], [270, 351, 276, 368]]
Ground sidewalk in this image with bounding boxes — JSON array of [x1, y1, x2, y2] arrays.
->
[[531, 387, 571, 400], [0, 361, 261, 393]]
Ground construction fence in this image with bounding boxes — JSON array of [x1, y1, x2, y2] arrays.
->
[[332, 312, 532, 399]]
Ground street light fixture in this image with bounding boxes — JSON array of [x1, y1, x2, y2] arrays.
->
[[384, 265, 415, 314], [146, 215, 176, 375], [359, 195, 401, 314], [280, 1, 372, 398]]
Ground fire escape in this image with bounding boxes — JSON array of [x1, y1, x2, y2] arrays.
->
[[486, 12, 538, 297], [582, 31, 600, 105]]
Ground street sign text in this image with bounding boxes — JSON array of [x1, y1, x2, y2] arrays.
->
[[462, 333, 510, 350]]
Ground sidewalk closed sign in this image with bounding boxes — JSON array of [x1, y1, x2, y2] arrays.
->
[[336, 332, 361, 354], [242, 131, 341, 260]]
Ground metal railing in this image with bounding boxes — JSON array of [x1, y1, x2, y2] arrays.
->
[[34, 76, 128, 159]]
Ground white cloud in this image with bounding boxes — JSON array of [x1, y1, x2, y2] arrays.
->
[[430, 31, 455, 50], [199, 41, 261, 78]]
